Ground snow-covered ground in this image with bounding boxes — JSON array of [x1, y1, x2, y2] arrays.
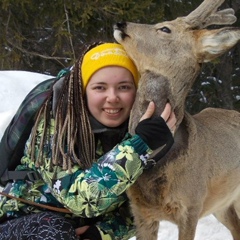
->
[[0, 70, 233, 239], [129, 215, 232, 239], [0, 71, 54, 137]]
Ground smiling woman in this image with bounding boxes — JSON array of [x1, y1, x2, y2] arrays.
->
[[86, 66, 136, 128], [0, 42, 175, 240], [0, 70, 232, 240]]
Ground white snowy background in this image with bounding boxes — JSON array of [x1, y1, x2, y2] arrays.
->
[[0, 70, 234, 240]]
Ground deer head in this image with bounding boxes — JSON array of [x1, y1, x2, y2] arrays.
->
[[114, 0, 240, 133]]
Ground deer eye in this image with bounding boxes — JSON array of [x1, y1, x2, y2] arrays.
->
[[158, 26, 171, 34]]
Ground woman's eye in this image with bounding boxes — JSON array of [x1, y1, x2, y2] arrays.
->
[[119, 85, 130, 90], [94, 86, 104, 90], [158, 26, 171, 33]]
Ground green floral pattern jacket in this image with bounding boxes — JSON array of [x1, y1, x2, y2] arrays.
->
[[0, 118, 153, 240]]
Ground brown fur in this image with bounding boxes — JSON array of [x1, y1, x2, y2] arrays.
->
[[114, 0, 240, 239]]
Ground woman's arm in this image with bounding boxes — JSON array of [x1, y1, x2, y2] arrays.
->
[[22, 102, 175, 217], [23, 121, 150, 217]]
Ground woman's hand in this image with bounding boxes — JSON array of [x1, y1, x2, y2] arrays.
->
[[161, 103, 177, 135], [140, 101, 177, 135]]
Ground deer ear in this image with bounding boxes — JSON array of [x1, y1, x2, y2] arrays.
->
[[196, 28, 240, 63]]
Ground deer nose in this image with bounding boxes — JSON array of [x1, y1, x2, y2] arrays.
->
[[115, 22, 127, 30]]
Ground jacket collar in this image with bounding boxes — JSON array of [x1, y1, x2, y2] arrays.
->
[[89, 114, 128, 134]]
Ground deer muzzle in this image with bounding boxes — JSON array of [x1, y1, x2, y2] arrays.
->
[[113, 22, 129, 41]]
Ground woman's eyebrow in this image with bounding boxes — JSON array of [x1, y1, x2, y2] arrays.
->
[[118, 80, 135, 84], [89, 82, 107, 85]]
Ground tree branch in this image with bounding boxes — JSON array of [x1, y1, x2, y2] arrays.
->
[[7, 40, 71, 67], [64, 1, 76, 61]]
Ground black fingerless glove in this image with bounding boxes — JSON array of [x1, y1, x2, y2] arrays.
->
[[80, 225, 102, 240], [135, 116, 174, 153]]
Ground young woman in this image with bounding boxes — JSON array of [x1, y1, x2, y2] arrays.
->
[[0, 42, 176, 240]]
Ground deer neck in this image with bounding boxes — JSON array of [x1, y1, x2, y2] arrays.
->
[[129, 70, 199, 134]]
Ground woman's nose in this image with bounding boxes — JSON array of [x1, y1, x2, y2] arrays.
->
[[106, 89, 119, 102]]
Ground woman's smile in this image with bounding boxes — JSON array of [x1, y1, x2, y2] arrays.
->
[[103, 108, 122, 115]]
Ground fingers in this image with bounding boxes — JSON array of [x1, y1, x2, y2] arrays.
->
[[160, 103, 177, 135], [166, 111, 177, 133], [139, 102, 177, 135], [139, 101, 155, 121], [160, 103, 172, 121]]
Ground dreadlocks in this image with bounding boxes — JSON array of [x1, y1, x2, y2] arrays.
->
[[30, 42, 105, 171]]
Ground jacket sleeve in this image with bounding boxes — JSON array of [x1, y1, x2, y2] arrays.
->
[[22, 118, 153, 218], [95, 200, 136, 240]]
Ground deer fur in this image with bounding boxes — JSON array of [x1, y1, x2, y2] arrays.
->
[[113, 0, 240, 239]]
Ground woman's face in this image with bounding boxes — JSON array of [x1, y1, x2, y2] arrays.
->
[[86, 66, 136, 128]]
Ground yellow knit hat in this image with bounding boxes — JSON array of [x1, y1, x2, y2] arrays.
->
[[81, 43, 139, 91]]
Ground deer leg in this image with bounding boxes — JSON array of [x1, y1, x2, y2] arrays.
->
[[132, 211, 159, 240], [135, 220, 159, 240], [214, 204, 240, 240], [177, 210, 199, 240]]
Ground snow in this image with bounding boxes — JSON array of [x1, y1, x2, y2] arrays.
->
[[0, 71, 54, 138], [130, 215, 232, 239], [0, 70, 233, 239]]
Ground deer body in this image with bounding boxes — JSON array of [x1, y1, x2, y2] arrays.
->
[[114, 0, 240, 239], [128, 108, 240, 240]]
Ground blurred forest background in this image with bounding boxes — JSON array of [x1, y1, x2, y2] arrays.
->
[[0, 0, 240, 113]]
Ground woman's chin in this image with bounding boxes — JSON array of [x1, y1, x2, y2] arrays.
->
[[103, 119, 124, 128]]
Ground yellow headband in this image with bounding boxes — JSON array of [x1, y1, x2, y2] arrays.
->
[[81, 43, 139, 91]]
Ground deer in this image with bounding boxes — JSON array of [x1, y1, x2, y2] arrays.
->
[[113, 0, 240, 239]]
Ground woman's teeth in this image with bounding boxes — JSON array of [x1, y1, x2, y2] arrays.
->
[[104, 109, 121, 114]]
